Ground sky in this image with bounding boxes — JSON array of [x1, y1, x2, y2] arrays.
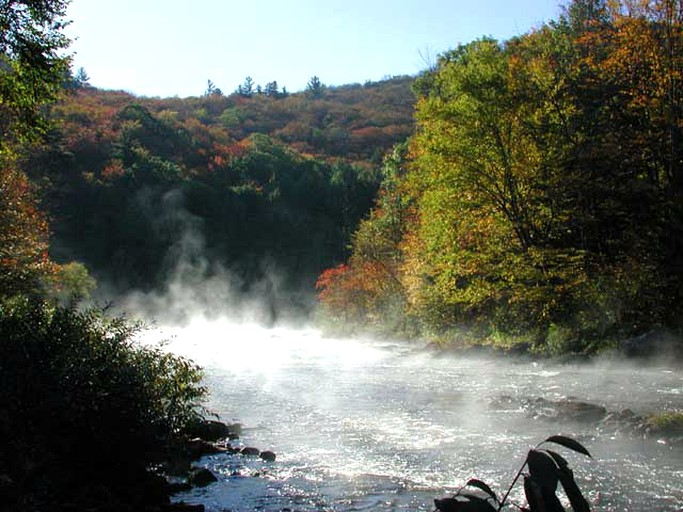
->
[[65, 0, 563, 99]]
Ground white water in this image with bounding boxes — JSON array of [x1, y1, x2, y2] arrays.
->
[[148, 319, 683, 511]]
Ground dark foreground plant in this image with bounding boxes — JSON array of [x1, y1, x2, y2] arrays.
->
[[434, 435, 592, 512], [0, 298, 208, 510]]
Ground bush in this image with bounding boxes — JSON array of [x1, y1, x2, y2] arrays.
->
[[0, 298, 207, 509]]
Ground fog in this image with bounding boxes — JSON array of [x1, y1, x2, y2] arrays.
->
[[103, 187, 313, 327], [114, 187, 681, 510], [140, 318, 683, 511]]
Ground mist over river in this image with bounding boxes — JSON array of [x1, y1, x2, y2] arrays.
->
[[145, 319, 682, 511]]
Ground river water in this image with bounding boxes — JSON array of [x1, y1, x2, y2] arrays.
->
[[149, 318, 682, 511]]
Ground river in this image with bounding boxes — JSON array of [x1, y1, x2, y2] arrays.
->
[[147, 318, 682, 511]]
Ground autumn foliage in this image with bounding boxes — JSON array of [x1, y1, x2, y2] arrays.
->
[[316, 0, 683, 351], [0, 164, 58, 298]]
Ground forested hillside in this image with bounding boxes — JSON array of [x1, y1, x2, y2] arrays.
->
[[5, 0, 682, 352], [317, 0, 683, 353], [25, 75, 414, 302]]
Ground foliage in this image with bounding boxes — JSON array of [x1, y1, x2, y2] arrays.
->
[[434, 435, 592, 512], [48, 260, 97, 302], [317, 0, 683, 352], [27, 76, 412, 298], [30, 91, 385, 294], [0, 298, 207, 508], [316, 143, 417, 336], [0, 0, 71, 151], [0, 163, 57, 298], [644, 411, 683, 431]]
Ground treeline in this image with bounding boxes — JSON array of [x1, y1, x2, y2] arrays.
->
[[316, 0, 683, 353], [22, 75, 414, 299]]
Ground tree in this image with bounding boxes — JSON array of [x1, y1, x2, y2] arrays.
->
[[0, 165, 57, 298], [264, 80, 279, 97], [236, 75, 254, 97], [204, 78, 222, 96], [0, 300, 208, 509], [406, 38, 566, 337], [0, 0, 71, 298], [316, 144, 415, 335], [0, 0, 72, 151], [306, 75, 324, 98]]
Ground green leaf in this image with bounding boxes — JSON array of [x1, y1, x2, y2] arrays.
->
[[545, 449, 591, 511], [524, 476, 565, 512], [458, 494, 498, 511], [544, 450, 569, 469], [543, 435, 592, 458], [465, 479, 499, 503], [434, 496, 497, 512], [527, 449, 559, 491], [435, 498, 467, 511]]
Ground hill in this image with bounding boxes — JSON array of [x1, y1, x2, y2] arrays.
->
[[26, 76, 416, 310]]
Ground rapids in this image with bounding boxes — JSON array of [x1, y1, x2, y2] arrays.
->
[[148, 319, 682, 511]]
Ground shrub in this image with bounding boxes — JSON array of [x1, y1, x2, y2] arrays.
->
[[0, 298, 207, 508]]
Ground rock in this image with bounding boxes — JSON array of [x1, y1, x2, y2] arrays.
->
[[556, 400, 608, 422], [189, 468, 217, 487], [185, 438, 226, 459], [259, 450, 276, 462], [240, 447, 260, 456], [227, 423, 242, 440], [601, 408, 643, 433], [162, 503, 205, 511], [168, 482, 192, 494], [187, 419, 242, 442], [225, 444, 241, 454], [523, 398, 607, 423]]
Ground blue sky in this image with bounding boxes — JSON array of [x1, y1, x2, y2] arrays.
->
[[65, 0, 563, 98]]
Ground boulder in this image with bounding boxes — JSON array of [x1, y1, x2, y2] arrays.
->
[[521, 397, 607, 423], [167, 482, 192, 494], [240, 447, 260, 456], [185, 438, 226, 459], [187, 419, 242, 442], [554, 400, 608, 423], [189, 468, 217, 487], [259, 450, 276, 462], [226, 423, 242, 440]]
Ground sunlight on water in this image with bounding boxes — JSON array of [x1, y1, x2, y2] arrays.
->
[[142, 319, 683, 511]]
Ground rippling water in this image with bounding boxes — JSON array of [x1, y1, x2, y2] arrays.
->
[[146, 319, 683, 511]]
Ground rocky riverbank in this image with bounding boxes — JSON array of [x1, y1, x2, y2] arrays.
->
[[162, 419, 278, 510], [0, 418, 276, 512], [489, 396, 683, 446]]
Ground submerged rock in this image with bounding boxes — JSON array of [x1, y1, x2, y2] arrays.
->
[[548, 399, 607, 423], [240, 447, 260, 456], [490, 396, 608, 423]]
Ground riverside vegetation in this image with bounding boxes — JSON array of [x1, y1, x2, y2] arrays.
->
[[316, 0, 683, 356], [1, 2, 219, 510], [1, 0, 682, 510]]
